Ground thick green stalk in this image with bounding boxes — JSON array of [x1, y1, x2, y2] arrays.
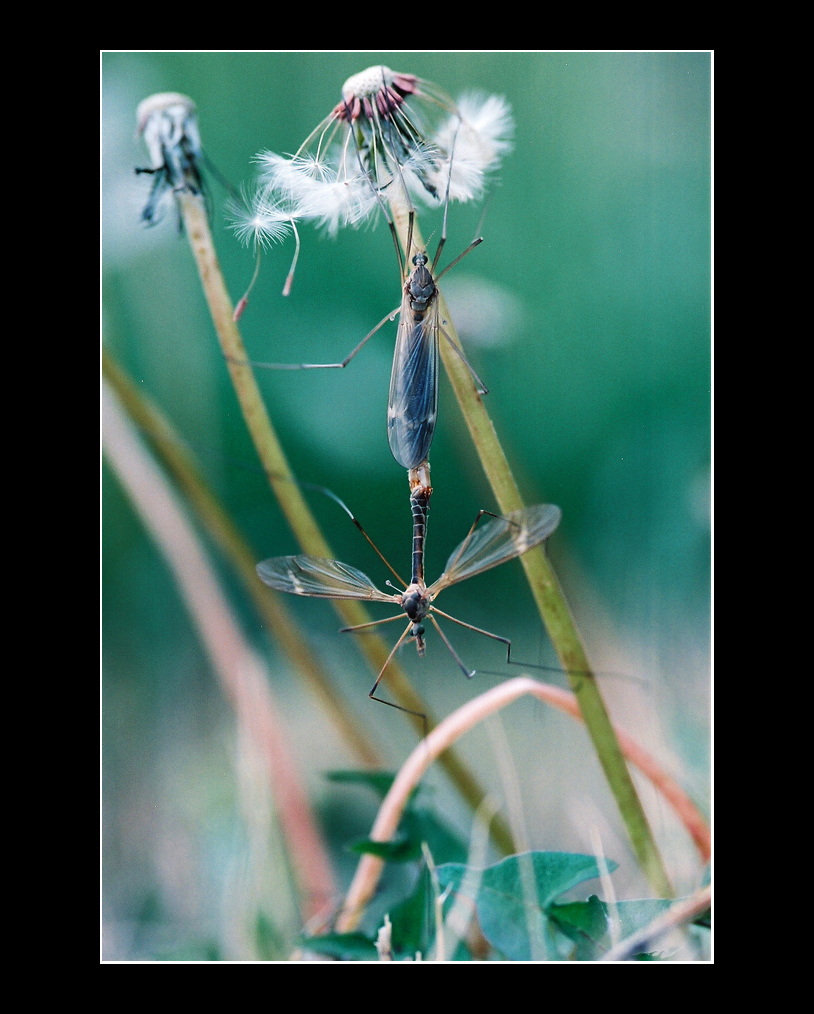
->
[[393, 204, 673, 897], [175, 191, 515, 855]]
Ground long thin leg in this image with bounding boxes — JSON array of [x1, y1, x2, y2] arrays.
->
[[430, 122, 460, 274], [429, 606, 571, 685], [367, 623, 428, 725], [431, 606, 634, 685], [344, 95, 406, 279], [428, 615, 475, 679], [439, 325, 489, 395], [226, 305, 401, 371], [430, 607, 511, 659], [434, 236, 483, 281], [340, 613, 406, 634]]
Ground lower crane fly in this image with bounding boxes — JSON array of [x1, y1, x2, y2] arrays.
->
[[256, 480, 561, 711]]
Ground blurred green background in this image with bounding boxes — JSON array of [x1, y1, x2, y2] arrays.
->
[[102, 52, 710, 960]]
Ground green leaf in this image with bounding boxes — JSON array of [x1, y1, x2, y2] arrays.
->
[[348, 836, 424, 862], [402, 807, 469, 866], [299, 932, 378, 961], [325, 770, 398, 799], [549, 895, 610, 960], [347, 806, 468, 867], [437, 851, 614, 961], [389, 867, 433, 957], [388, 865, 474, 961]]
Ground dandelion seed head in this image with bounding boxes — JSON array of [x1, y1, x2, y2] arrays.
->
[[247, 73, 511, 244], [293, 173, 378, 237], [457, 93, 514, 166], [341, 65, 419, 104], [136, 92, 196, 135]]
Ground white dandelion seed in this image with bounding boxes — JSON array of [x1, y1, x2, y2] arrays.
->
[[257, 152, 377, 237], [428, 93, 514, 203], [227, 187, 302, 310], [227, 188, 294, 250]]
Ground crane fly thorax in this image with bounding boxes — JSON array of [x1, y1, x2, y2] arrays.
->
[[399, 581, 431, 654], [405, 253, 437, 318], [400, 582, 430, 622]]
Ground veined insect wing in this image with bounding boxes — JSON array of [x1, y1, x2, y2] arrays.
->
[[428, 504, 562, 596], [256, 555, 395, 602], [386, 286, 440, 470]]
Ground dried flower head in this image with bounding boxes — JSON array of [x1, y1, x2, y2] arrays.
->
[[255, 66, 513, 236], [135, 92, 206, 226]]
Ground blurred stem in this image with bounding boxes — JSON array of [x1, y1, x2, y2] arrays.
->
[[103, 380, 335, 924], [391, 204, 673, 899], [337, 678, 708, 932], [103, 347, 382, 768], [176, 191, 515, 856]]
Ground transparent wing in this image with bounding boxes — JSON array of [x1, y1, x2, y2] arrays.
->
[[387, 301, 440, 469], [427, 504, 562, 596], [256, 555, 396, 603]]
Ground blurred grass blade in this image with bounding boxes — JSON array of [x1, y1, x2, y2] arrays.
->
[[103, 379, 336, 923]]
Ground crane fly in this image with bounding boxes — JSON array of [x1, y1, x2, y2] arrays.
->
[[256, 497, 561, 711]]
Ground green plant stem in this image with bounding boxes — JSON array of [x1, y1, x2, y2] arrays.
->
[[392, 203, 673, 898], [176, 191, 515, 856], [103, 346, 383, 768]]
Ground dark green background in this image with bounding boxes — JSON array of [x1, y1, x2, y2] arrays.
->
[[102, 52, 710, 960]]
